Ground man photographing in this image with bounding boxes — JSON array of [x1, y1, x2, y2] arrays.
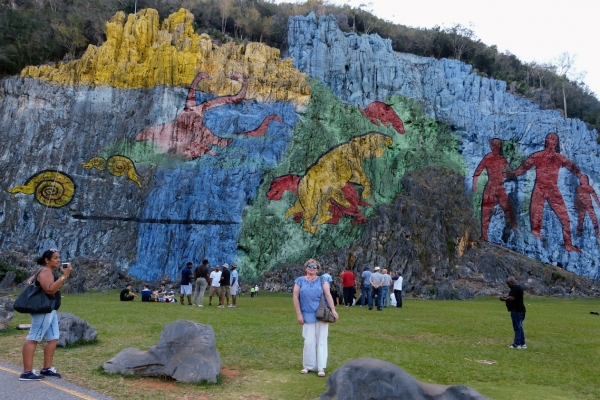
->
[[499, 276, 527, 349]]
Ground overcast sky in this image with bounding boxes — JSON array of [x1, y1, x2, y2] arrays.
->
[[277, 0, 600, 99]]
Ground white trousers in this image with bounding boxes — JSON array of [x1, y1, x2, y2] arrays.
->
[[302, 321, 329, 371]]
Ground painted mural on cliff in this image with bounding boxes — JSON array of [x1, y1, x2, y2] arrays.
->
[[2, 9, 600, 281], [286, 12, 600, 280]]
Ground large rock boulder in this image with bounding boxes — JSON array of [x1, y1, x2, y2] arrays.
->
[[57, 312, 98, 347], [103, 319, 220, 383], [319, 358, 489, 400], [0, 298, 15, 330]]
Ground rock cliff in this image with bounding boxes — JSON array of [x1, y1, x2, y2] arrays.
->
[[1, 9, 599, 287]]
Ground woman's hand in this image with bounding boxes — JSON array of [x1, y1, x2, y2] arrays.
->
[[332, 310, 339, 322], [62, 263, 72, 278], [297, 314, 304, 325]]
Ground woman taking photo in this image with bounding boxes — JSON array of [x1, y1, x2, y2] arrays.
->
[[292, 259, 338, 377], [20, 249, 71, 381]]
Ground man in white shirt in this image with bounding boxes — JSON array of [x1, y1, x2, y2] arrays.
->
[[392, 271, 403, 308], [209, 265, 222, 306]]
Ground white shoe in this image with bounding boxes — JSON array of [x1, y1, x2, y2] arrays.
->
[[198, 304, 203, 307], [318, 369, 325, 377], [228, 304, 234, 307]]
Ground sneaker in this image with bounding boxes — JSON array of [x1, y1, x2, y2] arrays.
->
[[318, 369, 326, 377], [40, 367, 61, 378], [218, 305, 225, 308], [508, 344, 519, 349], [228, 304, 234, 308], [19, 370, 45, 381], [198, 304, 203, 307], [519, 344, 527, 349], [300, 367, 309, 374]]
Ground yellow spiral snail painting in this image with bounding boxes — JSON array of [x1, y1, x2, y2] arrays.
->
[[83, 155, 142, 188], [6, 170, 76, 208]]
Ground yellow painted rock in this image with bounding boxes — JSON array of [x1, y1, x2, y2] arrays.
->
[[21, 8, 310, 106], [6, 170, 76, 208]]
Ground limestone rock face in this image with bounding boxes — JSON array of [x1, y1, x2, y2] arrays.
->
[[319, 358, 489, 400], [287, 13, 600, 280], [0, 298, 15, 330], [57, 312, 98, 347], [103, 319, 220, 383]]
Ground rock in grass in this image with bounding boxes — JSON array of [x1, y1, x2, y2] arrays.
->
[[0, 298, 14, 330], [319, 358, 489, 400], [57, 312, 98, 347], [103, 319, 220, 383]]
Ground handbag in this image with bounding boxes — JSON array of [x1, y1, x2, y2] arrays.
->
[[13, 268, 56, 314], [316, 277, 336, 323]]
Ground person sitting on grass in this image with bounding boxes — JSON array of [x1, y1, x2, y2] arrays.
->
[[120, 284, 137, 301]]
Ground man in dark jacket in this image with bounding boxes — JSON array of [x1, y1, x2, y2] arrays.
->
[[499, 276, 526, 349]]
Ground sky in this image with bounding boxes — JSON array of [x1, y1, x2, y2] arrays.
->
[[276, 0, 600, 98]]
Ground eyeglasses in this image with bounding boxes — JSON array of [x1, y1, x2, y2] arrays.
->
[[307, 264, 318, 269]]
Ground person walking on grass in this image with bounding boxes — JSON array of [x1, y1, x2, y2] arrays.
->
[[180, 262, 194, 305], [193, 259, 210, 307], [20, 249, 72, 381], [499, 276, 527, 349], [293, 259, 339, 377]]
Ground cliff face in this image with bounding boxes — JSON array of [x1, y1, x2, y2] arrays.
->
[[286, 13, 600, 280], [1, 9, 599, 284]]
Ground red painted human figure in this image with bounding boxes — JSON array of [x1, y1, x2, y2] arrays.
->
[[575, 174, 600, 237], [472, 138, 517, 241], [266, 174, 371, 224], [511, 133, 582, 252]]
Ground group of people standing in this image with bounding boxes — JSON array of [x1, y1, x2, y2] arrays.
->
[[181, 260, 240, 308], [340, 266, 403, 311]]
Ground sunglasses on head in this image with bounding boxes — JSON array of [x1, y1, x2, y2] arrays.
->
[[49, 248, 58, 252], [307, 264, 318, 269]]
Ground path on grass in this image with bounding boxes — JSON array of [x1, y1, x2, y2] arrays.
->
[[0, 361, 114, 400]]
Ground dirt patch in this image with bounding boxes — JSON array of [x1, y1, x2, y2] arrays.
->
[[131, 377, 178, 390], [220, 367, 240, 380]]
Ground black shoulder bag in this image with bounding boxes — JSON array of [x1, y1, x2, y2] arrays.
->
[[13, 268, 56, 314]]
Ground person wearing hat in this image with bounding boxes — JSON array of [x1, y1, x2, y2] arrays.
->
[[220, 264, 231, 308], [369, 267, 384, 311], [229, 264, 239, 308], [359, 266, 372, 307]]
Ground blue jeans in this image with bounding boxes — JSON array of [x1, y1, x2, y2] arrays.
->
[[510, 311, 526, 346], [381, 286, 390, 307], [360, 286, 371, 306], [369, 286, 382, 310]]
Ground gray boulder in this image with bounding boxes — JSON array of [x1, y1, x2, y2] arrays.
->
[[103, 319, 220, 383], [0, 298, 15, 330], [319, 358, 489, 400], [57, 312, 98, 347]]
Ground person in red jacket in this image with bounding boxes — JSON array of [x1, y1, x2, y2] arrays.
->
[[340, 266, 356, 307]]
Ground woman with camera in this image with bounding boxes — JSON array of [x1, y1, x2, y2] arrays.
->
[[20, 249, 71, 381]]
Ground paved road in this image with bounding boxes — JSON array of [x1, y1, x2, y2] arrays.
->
[[0, 362, 114, 400]]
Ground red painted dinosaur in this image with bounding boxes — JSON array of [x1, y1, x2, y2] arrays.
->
[[266, 174, 371, 224], [358, 101, 405, 134]]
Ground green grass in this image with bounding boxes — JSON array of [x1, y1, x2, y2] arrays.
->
[[1, 292, 599, 399]]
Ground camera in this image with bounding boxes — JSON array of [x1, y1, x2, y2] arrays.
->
[[61, 263, 69, 269]]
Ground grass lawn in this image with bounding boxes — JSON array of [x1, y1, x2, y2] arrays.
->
[[1, 291, 599, 399]]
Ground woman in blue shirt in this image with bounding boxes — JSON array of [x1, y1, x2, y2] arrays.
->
[[292, 259, 338, 377]]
